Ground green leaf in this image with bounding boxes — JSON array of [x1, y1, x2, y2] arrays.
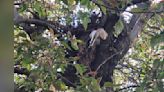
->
[[80, 77, 93, 85], [68, 0, 75, 5], [66, 17, 72, 25], [22, 57, 34, 70], [18, 31, 27, 38], [75, 64, 86, 75], [150, 31, 164, 48], [19, 3, 28, 12], [61, 41, 71, 50], [154, 14, 163, 22], [114, 19, 124, 37], [104, 82, 113, 87], [96, 0, 106, 14], [90, 78, 101, 91], [33, 1, 46, 17], [80, 0, 89, 5], [76, 39, 84, 44], [71, 39, 79, 50], [100, 6, 106, 15], [34, 2, 41, 12], [82, 17, 89, 30], [68, 56, 80, 61], [55, 80, 67, 91], [159, 46, 164, 50], [104, 82, 121, 87], [79, 12, 90, 30], [23, 58, 31, 65], [159, 72, 164, 79]]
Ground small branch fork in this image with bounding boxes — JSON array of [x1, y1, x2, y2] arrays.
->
[[87, 50, 123, 77], [95, 50, 123, 73]]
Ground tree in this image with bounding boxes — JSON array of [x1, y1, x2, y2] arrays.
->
[[14, 0, 164, 92]]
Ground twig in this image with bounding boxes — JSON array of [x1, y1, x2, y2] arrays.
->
[[95, 50, 123, 72], [116, 85, 140, 92], [57, 73, 76, 87]]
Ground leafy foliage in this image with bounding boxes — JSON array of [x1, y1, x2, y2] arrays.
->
[[14, 0, 164, 92]]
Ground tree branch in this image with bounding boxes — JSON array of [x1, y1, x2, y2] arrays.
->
[[116, 85, 140, 92], [14, 7, 71, 34], [15, 19, 59, 32], [95, 50, 123, 73], [92, 0, 164, 13]]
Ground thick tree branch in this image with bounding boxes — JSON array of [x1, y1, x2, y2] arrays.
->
[[14, 7, 70, 34], [15, 18, 59, 33]]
